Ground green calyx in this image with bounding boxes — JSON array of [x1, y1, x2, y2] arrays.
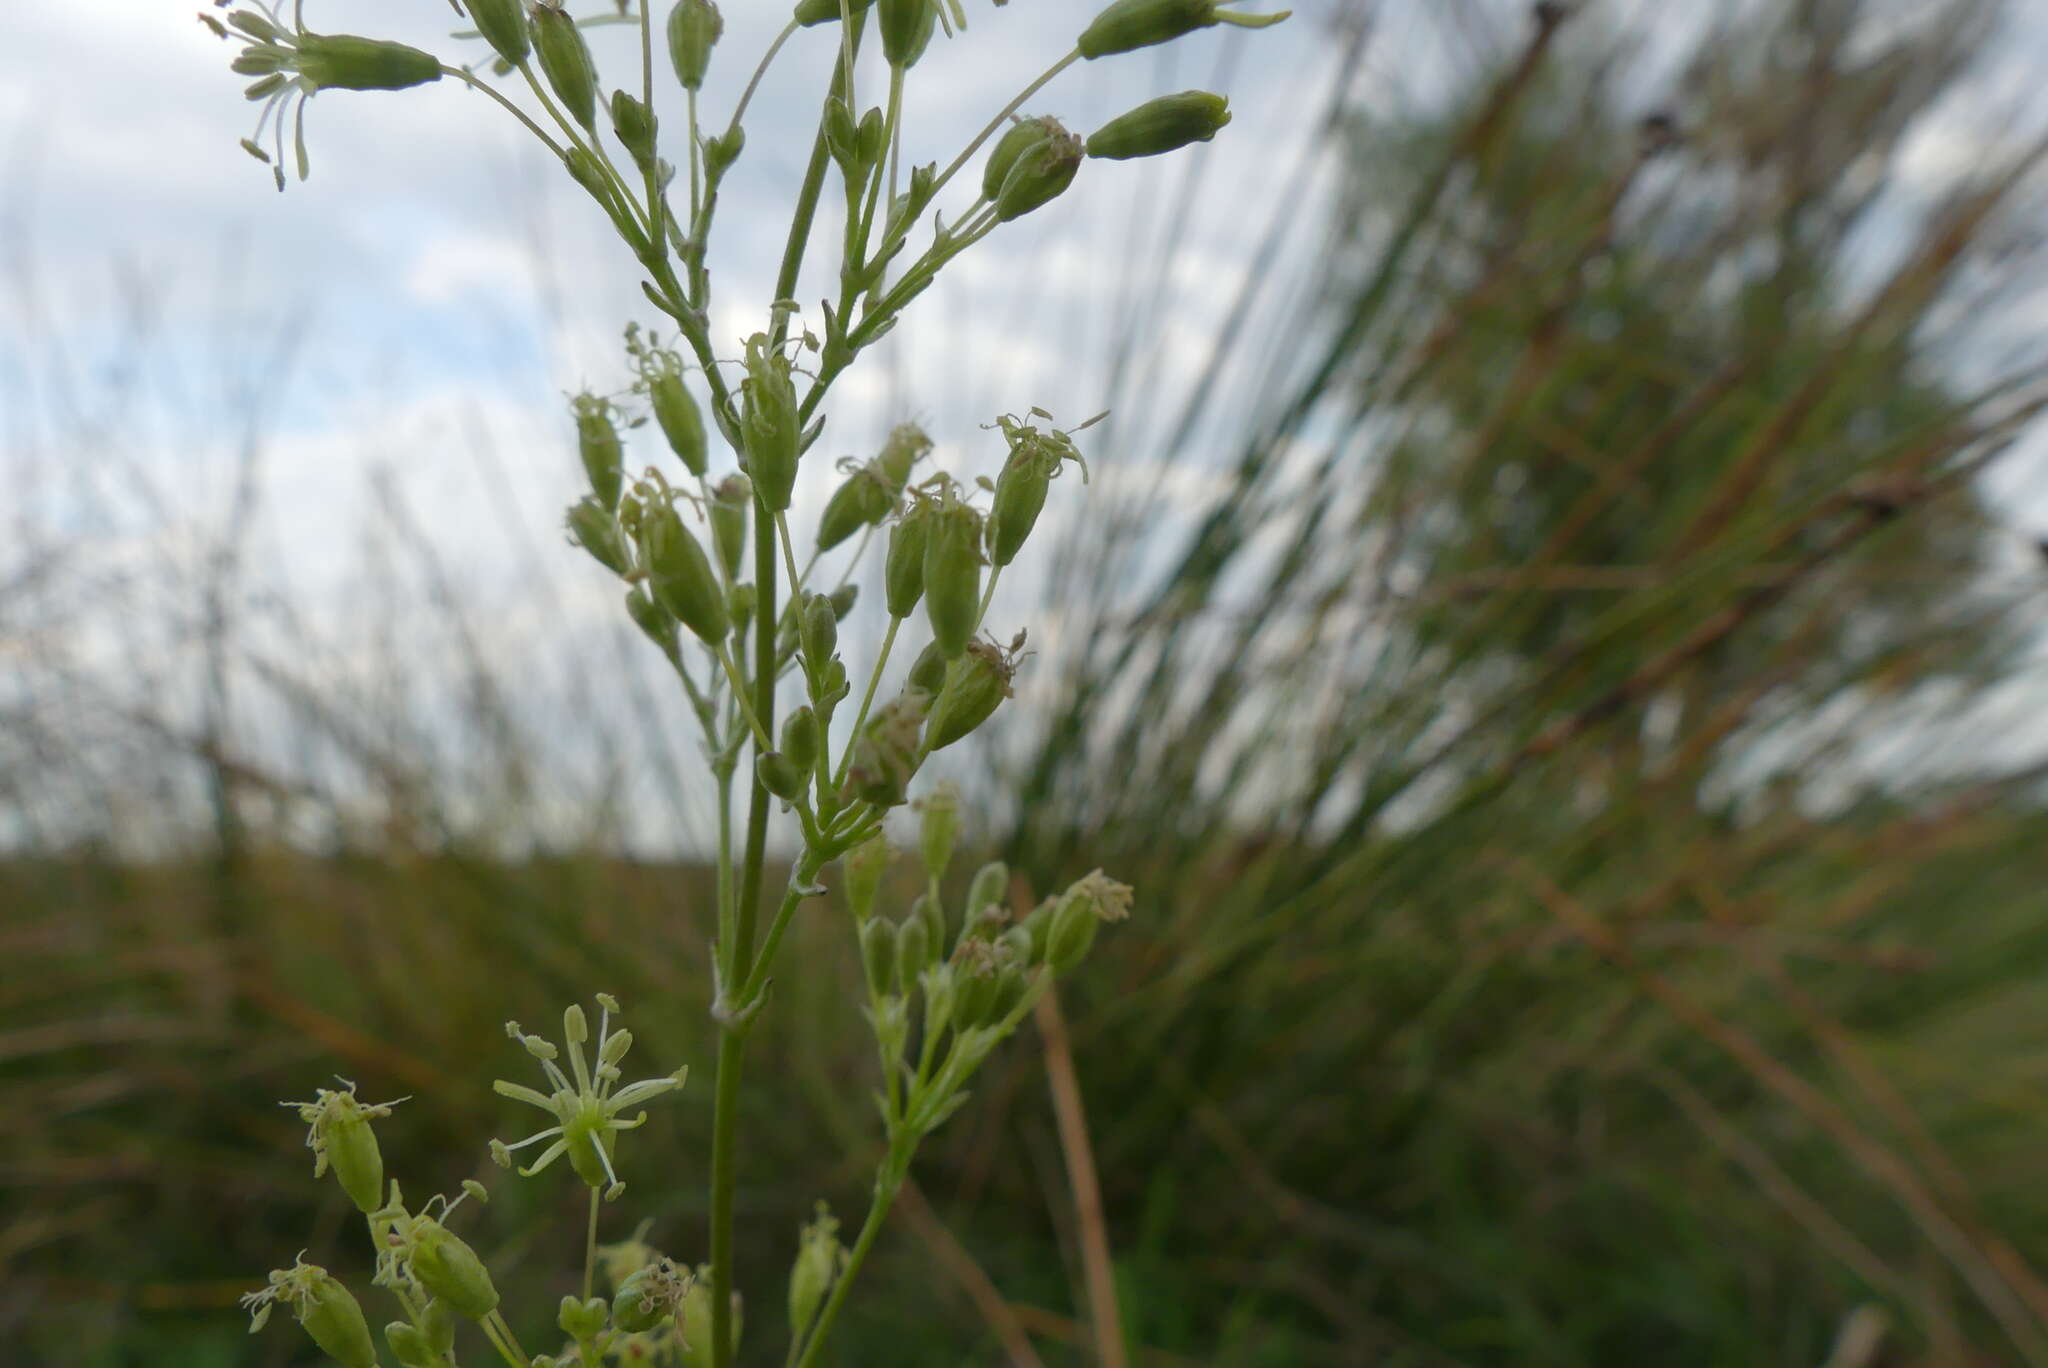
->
[[667, 0, 723, 91], [1077, 0, 1291, 60], [532, 2, 600, 129], [922, 492, 985, 658], [295, 34, 443, 92], [926, 636, 1020, 750], [739, 334, 801, 512], [465, 0, 530, 67], [985, 117, 1083, 221], [643, 501, 730, 645], [1086, 90, 1232, 160]]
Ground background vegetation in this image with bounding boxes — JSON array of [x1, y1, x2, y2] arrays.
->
[[10, 1, 2048, 1364]]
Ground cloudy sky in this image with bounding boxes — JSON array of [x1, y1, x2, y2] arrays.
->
[[6, 0, 2048, 851]]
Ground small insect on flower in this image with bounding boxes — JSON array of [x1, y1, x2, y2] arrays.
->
[[492, 994, 687, 1200], [199, 1, 443, 190]]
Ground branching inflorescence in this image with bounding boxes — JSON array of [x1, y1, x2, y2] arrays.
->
[[200, 0, 1287, 1361]]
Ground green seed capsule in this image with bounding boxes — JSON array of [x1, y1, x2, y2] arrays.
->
[[914, 892, 946, 965], [794, 0, 879, 26], [1086, 90, 1231, 159], [666, 0, 722, 90], [922, 499, 985, 658], [729, 581, 757, 634], [816, 462, 895, 552], [879, 0, 938, 68], [988, 459, 1049, 571], [848, 691, 927, 807], [409, 1222, 500, 1320], [419, 1299, 454, 1357], [574, 395, 623, 509], [533, 3, 599, 129], [988, 965, 1029, 1022], [649, 368, 708, 476], [829, 583, 859, 620], [295, 35, 443, 92], [1044, 892, 1099, 974], [918, 784, 958, 876], [992, 119, 1083, 222], [295, 1270, 377, 1368], [739, 335, 800, 511], [885, 506, 931, 619], [758, 750, 806, 801], [466, 0, 530, 67], [1077, 0, 1290, 59], [644, 504, 730, 645], [613, 1260, 688, 1334], [321, 1105, 384, 1215], [710, 474, 749, 578], [783, 706, 821, 772], [611, 90, 659, 170], [894, 916, 929, 988], [982, 117, 1061, 202], [968, 861, 1008, 918], [845, 835, 889, 922], [860, 916, 898, 993], [801, 592, 838, 670], [568, 497, 631, 575]]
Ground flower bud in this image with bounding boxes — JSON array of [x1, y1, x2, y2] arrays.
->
[[385, 1321, 432, 1368], [906, 639, 947, 696], [801, 592, 839, 669], [574, 395, 623, 509], [967, 861, 1008, 919], [825, 96, 861, 172], [922, 497, 984, 658], [816, 462, 895, 552], [953, 959, 998, 1028], [533, 3, 600, 129], [704, 125, 746, 176], [794, 0, 878, 26], [981, 117, 1060, 202], [648, 367, 708, 477], [884, 508, 930, 619], [559, 1294, 608, 1341], [1087, 91, 1231, 159], [788, 1205, 843, 1342], [1077, 0, 1290, 60], [829, 583, 859, 619], [860, 915, 898, 994], [879, 0, 938, 69], [757, 750, 807, 801], [876, 424, 931, 493], [644, 503, 730, 645], [894, 916, 929, 987], [568, 497, 631, 575], [1044, 895, 1098, 974], [410, 1221, 500, 1320], [466, 0, 531, 67], [926, 637, 1016, 750], [295, 35, 443, 93], [918, 783, 958, 876], [710, 474, 750, 577], [740, 334, 800, 511], [782, 705, 821, 773], [991, 120, 1082, 222], [611, 90, 659, 170], [419, 1298, 455, 1356], [729, 580, 757, 632], [845, 834, 889, 922], [997, 923, 1034, 967], [667, 0, 722, 90]]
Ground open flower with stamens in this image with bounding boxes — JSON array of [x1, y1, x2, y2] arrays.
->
[[490, 994, 686, 1200]]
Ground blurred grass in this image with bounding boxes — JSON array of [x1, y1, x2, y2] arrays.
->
[[11, 0, 2048, 1364]]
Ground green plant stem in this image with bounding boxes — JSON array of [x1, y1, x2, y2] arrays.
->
[[709, 21, 864, 1366], [834, 615, 900, 787], [443, 66, 567, 158], [584, 1185, 600, 1301]]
